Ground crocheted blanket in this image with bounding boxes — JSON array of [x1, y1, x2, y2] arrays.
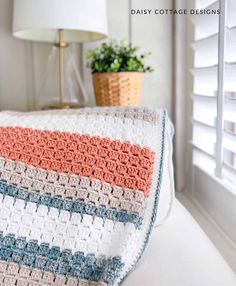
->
[[0, 107, 168, 286]]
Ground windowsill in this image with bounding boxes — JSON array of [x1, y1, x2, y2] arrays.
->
[[177, 191, 236, 273], [193, 163, 236, 197]]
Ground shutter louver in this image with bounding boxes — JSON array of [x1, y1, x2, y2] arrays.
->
[[191, 0, 236, 185]]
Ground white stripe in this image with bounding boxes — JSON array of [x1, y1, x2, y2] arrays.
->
[[0, 113, 158, 150], [0, 194, 139, 257]]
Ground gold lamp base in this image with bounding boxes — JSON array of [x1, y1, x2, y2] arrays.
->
[[52, 29, 84, 109], [46, 102, 84, 110], [44, 29, 84, 110]]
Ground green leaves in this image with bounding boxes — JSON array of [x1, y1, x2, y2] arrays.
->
[[86, 40, 153, 74]]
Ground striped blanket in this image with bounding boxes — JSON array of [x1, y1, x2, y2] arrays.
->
[[0, 107, 169, 286]]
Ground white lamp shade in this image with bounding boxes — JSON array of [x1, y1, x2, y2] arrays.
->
[[13, 0, 108, 43]]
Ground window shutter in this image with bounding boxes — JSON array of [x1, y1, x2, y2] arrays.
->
[[191, 0, 236, 186]]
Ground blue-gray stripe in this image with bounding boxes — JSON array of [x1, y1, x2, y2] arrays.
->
[[0, 232, 123, 285], [0, 181, 142, 228]]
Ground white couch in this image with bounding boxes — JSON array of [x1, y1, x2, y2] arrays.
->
[[123, 116, 234, 286], [123, 199, 236, 286]]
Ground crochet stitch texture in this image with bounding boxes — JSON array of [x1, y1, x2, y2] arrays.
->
[[0, 107, 168, 286]]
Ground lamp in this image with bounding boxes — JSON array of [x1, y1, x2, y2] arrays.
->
[[13, 0, 108, 108]]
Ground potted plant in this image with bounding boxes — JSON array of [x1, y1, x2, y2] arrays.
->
[[86, 41, 153, 106]]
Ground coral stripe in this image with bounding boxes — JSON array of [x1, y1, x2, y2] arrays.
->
[[0, 127, 155, 195]]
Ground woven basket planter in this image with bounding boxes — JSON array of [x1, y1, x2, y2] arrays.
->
[[93, 72, 144, 106]]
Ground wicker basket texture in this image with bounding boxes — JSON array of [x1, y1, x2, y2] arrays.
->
[[93, 72, 143, 106]]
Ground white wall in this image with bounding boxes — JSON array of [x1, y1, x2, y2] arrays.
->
[[0, 0, 173, 116], [131, 0, 173, 112], [0, 0, 30, 110]]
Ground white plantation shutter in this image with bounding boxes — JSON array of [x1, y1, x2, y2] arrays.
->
[[191, 0, 236, 186]]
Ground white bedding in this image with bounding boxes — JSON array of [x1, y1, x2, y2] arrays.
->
[[124, 199, 236, 286]]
